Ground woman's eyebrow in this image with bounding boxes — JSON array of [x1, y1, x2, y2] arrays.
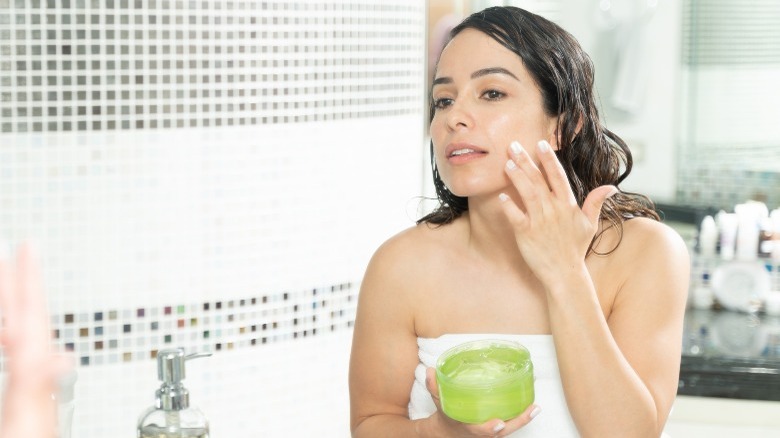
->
[[431, 76, 453, 87], [471, 67, 519, 81], [432, 67, 519, 87]]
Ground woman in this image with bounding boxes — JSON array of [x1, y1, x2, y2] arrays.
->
[[349, 6, 688, 437]]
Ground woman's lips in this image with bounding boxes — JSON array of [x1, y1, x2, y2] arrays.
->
[[446, 144, 487, 164]]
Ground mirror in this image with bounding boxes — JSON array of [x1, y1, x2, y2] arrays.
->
[[427, 0, 780, 212], [676, 0, 780, 210]]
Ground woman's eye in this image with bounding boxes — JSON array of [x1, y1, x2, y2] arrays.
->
[[483, 89, 505, 100], [433, 98, 453, 110]]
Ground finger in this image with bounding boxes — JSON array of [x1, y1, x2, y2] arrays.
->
[[425, 367, 441, 406], [17, 243, 51, 350], [500, 404, 542, 435], [504, 154, 545, 216], [535, 140, 576, 205], [582, 185, 619, 227], [498, 192, 528, 228], [0, 243, 18, 344], [16, 243, 47, 326], [508, 141, 549, 192], [468, 418, 508, 436], [13, 243, 52, 363]]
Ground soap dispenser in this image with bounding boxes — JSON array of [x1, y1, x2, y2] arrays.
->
[[137, 348, 212, 438]]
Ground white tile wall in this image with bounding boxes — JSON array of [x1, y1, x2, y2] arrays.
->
[[0, 1, 426, 436]]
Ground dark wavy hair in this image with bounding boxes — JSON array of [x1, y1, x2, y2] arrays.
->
[[418, 6, 659, 253]]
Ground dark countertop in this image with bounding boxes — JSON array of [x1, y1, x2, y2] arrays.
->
[[633, 202, 780, 401], [679, 308, 780, 401]]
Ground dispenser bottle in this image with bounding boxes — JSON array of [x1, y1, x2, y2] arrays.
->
[[137, 348, 211, 438]]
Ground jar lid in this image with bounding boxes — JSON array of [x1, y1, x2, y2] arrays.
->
[[436, 339, 533, 388]]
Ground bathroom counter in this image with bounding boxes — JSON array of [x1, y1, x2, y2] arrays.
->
[[679, 308, 780, 401]]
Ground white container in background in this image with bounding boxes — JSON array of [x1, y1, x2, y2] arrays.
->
[[698, 215, 718, 258], [711, 261, 771, 313], [735, 213, 759, 261], [735, 200, 769, 220], [771, 209, 780, 262], [717, 212, 738, 261], [765, 292, 780, 316], [759, 218, 775, 258], [691, 286, 714, 310], [734, 201, 767, 261]]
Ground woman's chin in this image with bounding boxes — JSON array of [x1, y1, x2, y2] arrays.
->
[[445, 185, 507, 200], [442, 174, 511, 199]]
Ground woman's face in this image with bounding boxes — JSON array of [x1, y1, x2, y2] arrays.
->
[[430, 28, 558, 199]]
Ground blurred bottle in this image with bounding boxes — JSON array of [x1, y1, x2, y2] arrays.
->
[[56, 368, 78, 438]]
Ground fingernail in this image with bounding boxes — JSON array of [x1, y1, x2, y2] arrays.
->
[[493, 421, 506, 433], [510, 141, 523, 156], [537, 140, 550, 153], [506, 159, 517, 170], [607, 187, 619, 198], [498, 193, 510, 202], [530, 405, 542, 419]]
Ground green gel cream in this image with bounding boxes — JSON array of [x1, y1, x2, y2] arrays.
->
[[436, 340, 535, 424]]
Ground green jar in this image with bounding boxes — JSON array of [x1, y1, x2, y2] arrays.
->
[[436, 339, 535, 424]]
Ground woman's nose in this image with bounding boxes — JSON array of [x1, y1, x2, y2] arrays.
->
[[445, 100, 474, 131]]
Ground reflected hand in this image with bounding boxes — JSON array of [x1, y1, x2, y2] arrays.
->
[[0, 243, 71, 438]]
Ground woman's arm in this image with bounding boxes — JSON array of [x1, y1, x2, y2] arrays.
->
[[349, 236, 423, 436], [349, 232, 538, 437], [499, 140, 689, 437], [547, 222, 688, 437]]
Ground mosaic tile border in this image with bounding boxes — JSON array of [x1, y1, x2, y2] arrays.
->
[[1, 281, 357, 369], [676, 153, 780, 210]]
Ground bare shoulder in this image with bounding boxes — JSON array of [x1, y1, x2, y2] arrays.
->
[[365, 221, 458, 279], [605, 217, 691, 304], [617, 217, 690, 266], [359, 221, 459, 307]]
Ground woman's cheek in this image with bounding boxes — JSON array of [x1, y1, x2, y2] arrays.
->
[[485, 113, 517, 143]]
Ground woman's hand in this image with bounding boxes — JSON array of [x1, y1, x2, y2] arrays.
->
[[498, 140, 617, 286], [0, 243, 71, 438], [420, 367, 540, 437]]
